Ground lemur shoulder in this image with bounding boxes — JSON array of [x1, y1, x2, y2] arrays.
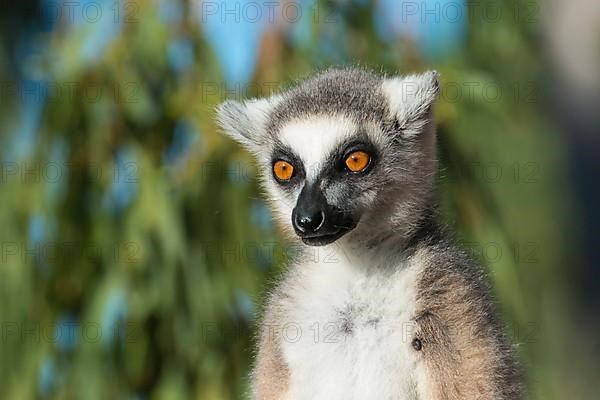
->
[[217, 68, 523, 400]]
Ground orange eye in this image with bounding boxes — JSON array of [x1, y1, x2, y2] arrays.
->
[[273, 160, 295, 181], [345, 151, 370, 172]]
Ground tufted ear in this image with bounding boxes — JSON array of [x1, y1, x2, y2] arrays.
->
[[381, 71, 440, 136], [216, 96, 280, 152]]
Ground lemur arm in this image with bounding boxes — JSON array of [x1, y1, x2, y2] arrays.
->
[[252, 306, 290, 400], [412, 253, 523, 400]]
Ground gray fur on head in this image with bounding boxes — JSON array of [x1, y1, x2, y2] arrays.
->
[[217, 68, 440, 144], [216, 68, 440, 248]]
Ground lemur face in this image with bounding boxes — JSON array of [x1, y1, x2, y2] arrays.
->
[[269, 115, 379, 245], [217, 69, 439, 246]]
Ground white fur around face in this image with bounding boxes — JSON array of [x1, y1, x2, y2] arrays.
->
[[279, 116, 357, 182], [279, 248, 421, 400], [265, 115, 386, 231]]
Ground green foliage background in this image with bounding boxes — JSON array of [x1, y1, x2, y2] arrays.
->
[[0, 0, 595, 399]]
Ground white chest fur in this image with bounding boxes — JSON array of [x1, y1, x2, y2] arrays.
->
[[279, 252, 421, 400]]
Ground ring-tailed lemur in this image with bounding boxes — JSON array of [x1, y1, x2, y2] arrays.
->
[[216, 68, 522, 400]]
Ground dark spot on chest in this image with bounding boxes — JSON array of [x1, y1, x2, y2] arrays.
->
[[412, 338, 422, 351], [340, 318, 354, 334], [338, 304, 357, 334], [336, 302, 383, 335]]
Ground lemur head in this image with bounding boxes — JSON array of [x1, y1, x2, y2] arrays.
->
[[217, 68, 439, 247]]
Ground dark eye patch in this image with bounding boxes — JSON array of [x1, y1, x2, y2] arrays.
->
[[270, 143, 305, 187], [328, 136, 378, 177], [269, 132, 378, 194]]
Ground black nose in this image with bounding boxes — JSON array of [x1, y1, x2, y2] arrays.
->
[[293, 209, 325, 234]]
